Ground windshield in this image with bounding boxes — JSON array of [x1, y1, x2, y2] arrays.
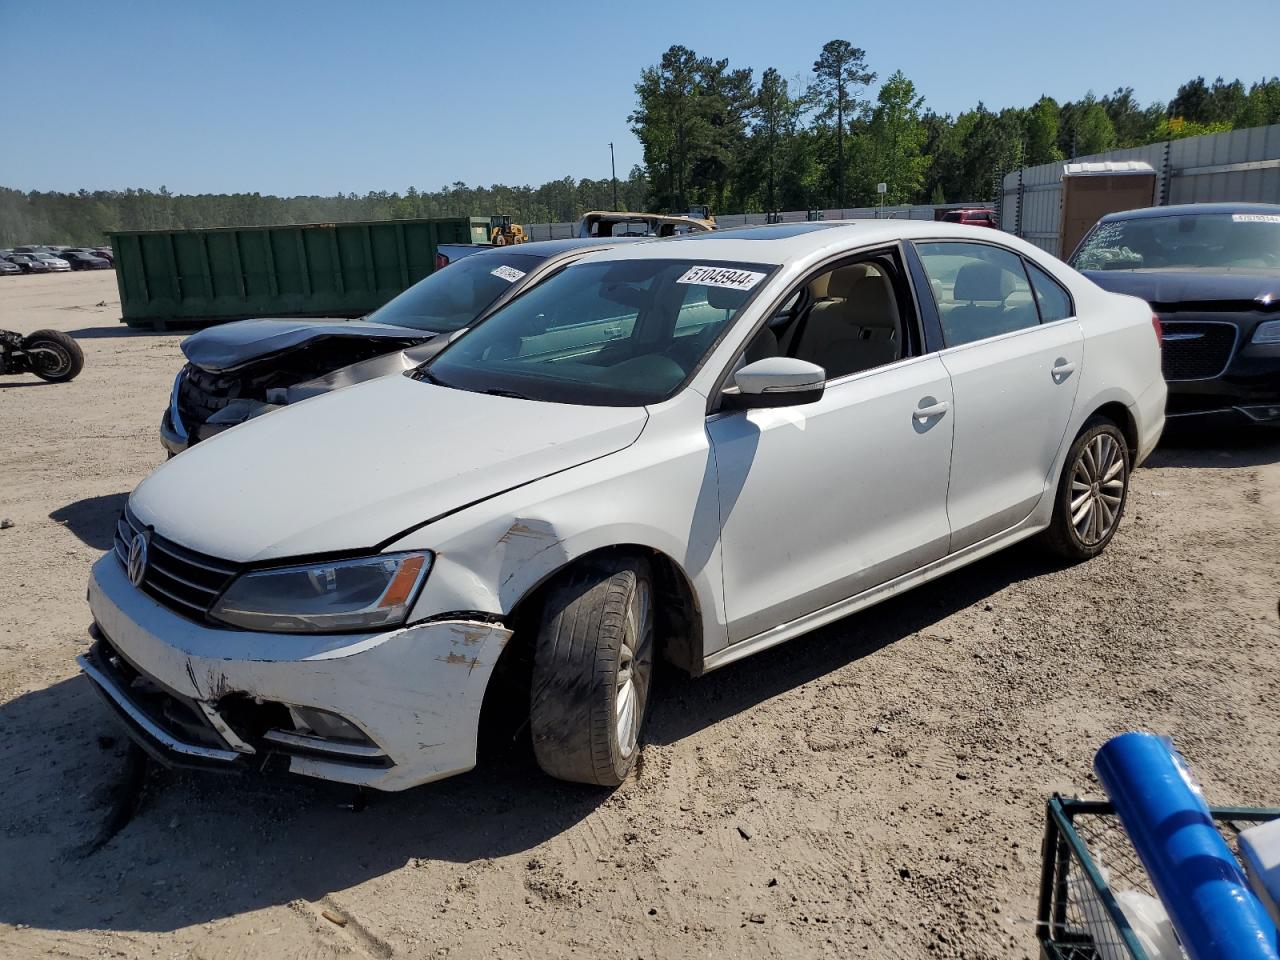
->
[[365, 251, 544, 332], [423, 258, 775, 406], [1072, 212, 1280, 272]]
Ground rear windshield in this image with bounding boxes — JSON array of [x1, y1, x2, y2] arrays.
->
[[422, 258, 775, 406], [365, 252, 544, 333], [1072, 212, 1280, 271]]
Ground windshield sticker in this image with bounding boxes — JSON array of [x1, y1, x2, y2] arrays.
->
[[1233, 214, 1280, 224], [677, 265, 767, 291], [490, 265, 527, 283]]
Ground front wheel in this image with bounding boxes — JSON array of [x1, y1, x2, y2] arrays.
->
[[1040, 417, 1130, 561], [24, 329, 84, 383], [529, 556, 655, 786]]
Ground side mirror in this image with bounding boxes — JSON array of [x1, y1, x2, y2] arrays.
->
[[721, 357, 826, 410]]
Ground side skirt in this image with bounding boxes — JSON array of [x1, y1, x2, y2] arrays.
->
[[701, 515, 1045, 674]]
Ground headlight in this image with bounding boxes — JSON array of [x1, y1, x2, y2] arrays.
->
[[1253, 320, 1280, 344], [209, 552, 432, 633]]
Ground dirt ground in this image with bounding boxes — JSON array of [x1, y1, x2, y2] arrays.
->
[[0, 270, 1277, 960]]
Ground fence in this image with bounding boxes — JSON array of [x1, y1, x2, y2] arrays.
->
[[1001, 123, 1280, 258], [520, 202, 993, 241]]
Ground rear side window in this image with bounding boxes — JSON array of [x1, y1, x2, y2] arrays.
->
[[1025, 261, 1073, 322], [915, 241, 1039, 347]]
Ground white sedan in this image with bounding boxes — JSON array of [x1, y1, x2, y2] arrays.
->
[[81, 221, 1165, 790]]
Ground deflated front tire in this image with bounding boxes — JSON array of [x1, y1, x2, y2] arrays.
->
[[529, 555, 655, 786]]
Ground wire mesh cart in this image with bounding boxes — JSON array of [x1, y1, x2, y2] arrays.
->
[[1037, 795, 1280, 959]]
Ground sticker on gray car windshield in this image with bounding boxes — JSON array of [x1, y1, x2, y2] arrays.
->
[[1232, 214, 1280, 224], [490, 265, 527, 283], [676, 265, 767, 290]]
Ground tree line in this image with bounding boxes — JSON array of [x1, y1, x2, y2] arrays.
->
[[0, 174, 650, 247], [631, 41, 1280, 213], [2, 44, 1278, 247]]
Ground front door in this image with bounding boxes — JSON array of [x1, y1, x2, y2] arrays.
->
[[708, 252, 955, 644]]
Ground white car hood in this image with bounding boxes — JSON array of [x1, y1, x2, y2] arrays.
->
[[131, 374, 648, 563]]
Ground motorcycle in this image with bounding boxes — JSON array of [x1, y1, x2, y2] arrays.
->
[[0, 329, 85, 383]]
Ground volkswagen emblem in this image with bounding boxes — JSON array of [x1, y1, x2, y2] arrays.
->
[[127, 531, 150, 587]]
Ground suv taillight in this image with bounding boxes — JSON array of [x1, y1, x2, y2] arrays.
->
[[435, 252, 450, 270], [1151, 313, 1163, 347]]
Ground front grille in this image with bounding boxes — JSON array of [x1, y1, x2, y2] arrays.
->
[[113, 507, 240, 621], [1160, 320, 1238, 381]]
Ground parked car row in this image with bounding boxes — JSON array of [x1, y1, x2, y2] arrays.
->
[[1, 244, 113, 274], [80, 219, 1170, 794]]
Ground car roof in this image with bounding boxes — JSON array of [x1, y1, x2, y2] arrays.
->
[[464, 236, 645, 260], [1099, 202, 1280, 222], [572, 219, 1018, 264]]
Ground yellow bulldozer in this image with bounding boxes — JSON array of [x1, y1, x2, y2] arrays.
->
[[489, 215, 528, 246]]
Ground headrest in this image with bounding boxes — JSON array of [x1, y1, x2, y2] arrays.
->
[[810, 263, 871, 299], [953, 263, 1015, 302], [847, 274, 897, 324], [707, 285, 744, 310], [826, 264, 874, 299]]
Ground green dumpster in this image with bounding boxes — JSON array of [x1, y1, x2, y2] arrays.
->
[[109, 217, 492, 328]]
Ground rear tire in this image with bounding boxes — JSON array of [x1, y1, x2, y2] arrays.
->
[[24, 329, 84, 383], [529, 556, 655, 786], [1040, 417, 1130, 561]]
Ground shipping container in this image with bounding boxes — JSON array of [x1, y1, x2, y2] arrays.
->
[[110, 217, 492, 328], [1058, 161, 1157, 258]]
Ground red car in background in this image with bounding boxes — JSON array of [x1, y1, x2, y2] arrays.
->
[[941, 208, 1000, 228]]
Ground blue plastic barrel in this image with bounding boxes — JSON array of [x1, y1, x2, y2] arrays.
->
[[1095, 732, 1280, 960]]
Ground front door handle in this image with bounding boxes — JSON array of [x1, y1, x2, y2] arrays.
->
[[913, 399, 950, 420], [1052, 358, 1076, 381]]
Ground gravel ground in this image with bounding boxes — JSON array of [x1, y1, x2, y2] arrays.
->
[[0, 271, 1277, 960]]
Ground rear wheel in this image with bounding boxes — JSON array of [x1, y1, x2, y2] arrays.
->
[[529, 556, 655, 786], [1040, 417, 1130, 561], [24, 329, 84, 383]]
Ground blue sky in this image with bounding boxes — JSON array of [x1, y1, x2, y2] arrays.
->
[[2, 0, 1276, 196]]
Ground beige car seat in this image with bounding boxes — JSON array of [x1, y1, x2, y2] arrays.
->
[[793, 265, 901, 378]]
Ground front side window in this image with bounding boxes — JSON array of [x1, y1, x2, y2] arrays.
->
[[1071, 212, 1280, 271], [424, 259, 774, 406], [787, 258, 906, 380], [915, 241, 1039, 347], [365, 251, 544, 333]]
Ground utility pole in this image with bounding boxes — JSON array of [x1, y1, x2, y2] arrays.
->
[[609, 142, 618, 209]]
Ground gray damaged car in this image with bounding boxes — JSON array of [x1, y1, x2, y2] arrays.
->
[[161, 238, 634, 454]]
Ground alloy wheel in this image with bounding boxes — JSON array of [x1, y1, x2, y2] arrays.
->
[[615, 579, 653, 756], [1070, 433, 1126, 546], [31, 344, 72, 378]]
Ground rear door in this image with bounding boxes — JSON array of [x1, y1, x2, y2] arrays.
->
[[913, 241, 1084, 551]]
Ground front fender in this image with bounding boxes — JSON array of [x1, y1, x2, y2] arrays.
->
[[391, 392, 730, 658]]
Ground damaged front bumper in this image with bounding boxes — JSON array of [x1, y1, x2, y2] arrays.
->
[[83, 553, 513, 791], [160, 408, 189, 456]]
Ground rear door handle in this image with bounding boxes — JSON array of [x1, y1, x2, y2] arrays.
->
[[1052, 359, 1076, 380], [913, 399, 950, 420]]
